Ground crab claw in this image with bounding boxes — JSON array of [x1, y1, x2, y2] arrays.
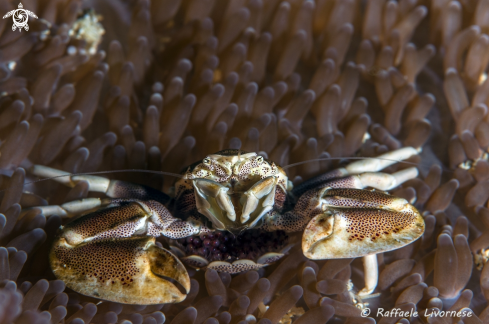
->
[[303, 190, 425, 259], [50, 236, 190, 304]]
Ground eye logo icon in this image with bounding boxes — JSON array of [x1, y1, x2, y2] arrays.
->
[[361, 308, 371, 317], [3, 3, 38, 32]]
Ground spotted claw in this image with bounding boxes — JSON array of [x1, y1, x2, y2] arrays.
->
[[302, 188, 425, 259], [50, 236, 190, 304]]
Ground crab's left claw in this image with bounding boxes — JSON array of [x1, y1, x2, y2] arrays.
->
[[302, 188, 425, 259], [50, 237, 190, 305]]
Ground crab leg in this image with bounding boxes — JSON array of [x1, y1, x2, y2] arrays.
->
[[55, 200, 201, 243], [359, 254, 378, 296], [292, 147, 418, 197], [23, 197, 153, 218], [330, 167, 418, 191], [29, 165, 170, 204], [343, 147, 418, 173], [25, 198, 107, 218]]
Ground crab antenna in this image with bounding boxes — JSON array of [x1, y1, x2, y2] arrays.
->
[[238, 149, 241, 161]]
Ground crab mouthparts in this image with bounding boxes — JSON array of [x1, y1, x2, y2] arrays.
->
[[192, 176, 278, 231]]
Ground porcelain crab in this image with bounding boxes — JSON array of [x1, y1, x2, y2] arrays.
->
[[28, 147, 425, 304]]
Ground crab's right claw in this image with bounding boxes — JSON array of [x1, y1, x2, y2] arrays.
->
[[302, 189, 425, 259], [50, 237, 190, 305]]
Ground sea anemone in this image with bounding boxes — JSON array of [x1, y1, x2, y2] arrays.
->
[[0, 0, 488, 323]]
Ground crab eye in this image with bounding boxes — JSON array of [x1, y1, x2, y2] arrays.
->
[[256, 156, 263, 163], [203, 157, 211, 164]]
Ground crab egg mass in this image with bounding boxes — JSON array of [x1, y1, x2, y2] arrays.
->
[[171, 229, 289, 264]]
